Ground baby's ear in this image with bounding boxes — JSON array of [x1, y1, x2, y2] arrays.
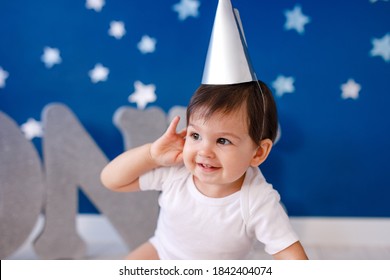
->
[[250, 139, 273, 167]]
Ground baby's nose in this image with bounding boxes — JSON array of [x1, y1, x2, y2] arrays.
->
[[198, 141, 215, 158]]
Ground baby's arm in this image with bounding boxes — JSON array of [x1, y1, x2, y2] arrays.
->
[[100, 116, 186, 192], [272, 241, 308, 260]]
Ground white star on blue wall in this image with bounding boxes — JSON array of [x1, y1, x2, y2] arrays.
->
[[88, 63, 109, 83], [41, 47, 62, 68], [86, 0, 105, 12], [370, 0, 389, 3], [128, 81, 157, 109], [370, 33, 390, 62], [272, 75, 295, 97], [284, 5, 311, 34], [108, 21, 126, 39], [173, 0, 200, 21], [0, 67, 9, 88], [341, 79, 361, 100], [21, 118, 43, 140], [138, 35, 157, 54]]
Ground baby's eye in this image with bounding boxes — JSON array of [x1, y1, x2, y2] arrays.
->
[[190, 133, 200, 140], [217, 138, 232, 145]]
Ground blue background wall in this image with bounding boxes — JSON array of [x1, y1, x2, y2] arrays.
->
[[1, 0, 389, 217]]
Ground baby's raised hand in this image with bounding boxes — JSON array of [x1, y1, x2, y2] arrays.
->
[[150, 116, 186, 167]]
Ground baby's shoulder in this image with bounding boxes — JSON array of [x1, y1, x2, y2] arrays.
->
[[159, 165, 191, 188], [242, 167, 280, 207], [243, 167, 273, 194]]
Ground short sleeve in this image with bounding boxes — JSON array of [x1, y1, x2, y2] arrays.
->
[[139, 165, 185, 192], [248, 186, 299, 255]]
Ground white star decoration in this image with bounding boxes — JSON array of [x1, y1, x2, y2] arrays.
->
[[341, 79, 361, 100], [137, 35, 157, 54], [370, 33, 390, 62], [108, 21, 126, 39], [86, 0, 105, 12], [41, 47, 62, 68], [173, 0, 200, 21], [284, 5, 310, 34], [0, 67, 9, 88], [272, 75, 295, 97], [128, 81, 157, 109], [21, 118, 43, 140], [89, 63, 109, 83]]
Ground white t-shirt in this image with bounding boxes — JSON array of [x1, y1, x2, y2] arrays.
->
[[139, 165, 298, 259]]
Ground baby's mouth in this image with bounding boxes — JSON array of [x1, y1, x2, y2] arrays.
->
[[197, 163, 220, 171]]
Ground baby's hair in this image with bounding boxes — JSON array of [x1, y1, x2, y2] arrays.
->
[[186, 81, 278, 143]]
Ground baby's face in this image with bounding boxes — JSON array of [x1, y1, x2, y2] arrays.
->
[[183, 107, 259, 197]]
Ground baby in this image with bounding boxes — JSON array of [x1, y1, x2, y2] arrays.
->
[[101, 81, 307, 259]]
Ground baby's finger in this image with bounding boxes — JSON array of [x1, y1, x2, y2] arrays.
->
[[166, 116, 180, 134], [178, 128, 187, 138]]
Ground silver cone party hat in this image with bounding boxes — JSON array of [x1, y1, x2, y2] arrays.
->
[[202, 0, 257, 85]]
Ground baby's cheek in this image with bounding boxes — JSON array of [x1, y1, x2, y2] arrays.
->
[[182, 149, 193, 167]]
